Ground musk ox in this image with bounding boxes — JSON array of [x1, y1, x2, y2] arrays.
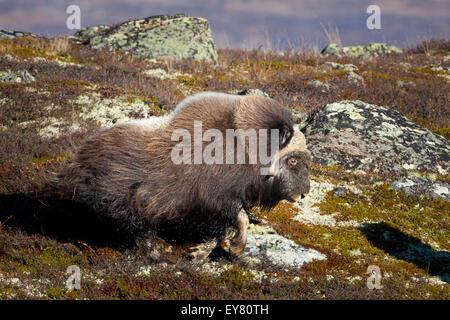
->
[[54, 92, 311, 260]]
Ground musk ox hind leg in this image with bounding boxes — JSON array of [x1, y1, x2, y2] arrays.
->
[[135, 234, 175, 262], [229, 209, 249, 258]]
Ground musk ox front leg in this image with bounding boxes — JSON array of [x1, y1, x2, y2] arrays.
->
[[229, 209, 249, 257], [186, 209, 249, 261]]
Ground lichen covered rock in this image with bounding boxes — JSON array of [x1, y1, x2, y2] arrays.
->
[[73, 14, 218, 62], [321, 42, 403, 58], [243, 223, 327, 268], [234, 88, 270, 97], [324, 62, 358, 71], [0, 29, 40, 40], [71, 92, 154, 127], [302, 100, 450, 174], [0, 69, 35, 83], [307, 79, 331, 92], [390, 176, 450, 200]]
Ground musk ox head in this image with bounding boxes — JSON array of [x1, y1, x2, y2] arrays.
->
[[264, 126, 311, 205]]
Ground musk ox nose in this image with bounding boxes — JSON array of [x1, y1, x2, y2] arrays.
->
[[299, 180, 310, 199], [300, 189, 309, 199], [294, 188, 309, 202]]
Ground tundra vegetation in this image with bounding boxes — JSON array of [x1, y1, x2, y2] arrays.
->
[[0, 35, 449, 299]]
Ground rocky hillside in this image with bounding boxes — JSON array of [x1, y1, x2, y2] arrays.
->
[[0, 16, 449, 299]]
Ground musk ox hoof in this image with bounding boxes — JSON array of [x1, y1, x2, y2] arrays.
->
[[184, 240, 218, 262], [208, 247, 233, 262], [137, 237, 174, 262], [184, 249, 208, 263]]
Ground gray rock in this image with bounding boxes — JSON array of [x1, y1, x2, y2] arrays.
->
[[244, 234, 326, 268], [235, 88, 270, 97], [302, 100, 450, 174], [390, 176, 450, 200], [346, 71, 364, 85], [321, 43, 403, 58], [324, 62, 358, 72], [397, 80, 415, 88], [72, 14, 218, 62], [292, 110, 310, 129], [307, 79, 330, 92], [0, 69, 36, 83], [0, 29, 40, 40], [70, 25, 110, 42], [332, 187, 349, 197], [243, 224, 326, 268]]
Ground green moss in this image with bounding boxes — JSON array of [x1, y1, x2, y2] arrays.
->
[[251, 201, 297, 224], [0, 37, 90, 65], [339, 88, 360, 100], [248, 60, 291, 71], [219, 265, 255, 291], [0, 255, 34, 275], [433, 127, 450, 140], [0, 287, 19, 299], [47, 287, 80, 300], [31, 154, 69, 165], [179, 75, 205, 88], [146, 95, 167, 115], [414, 67, 447, 76], [43, 80, 91, 92], [310, 164, 361, 184], [317, 183, 449, 249], [41, 247, 77, 268]]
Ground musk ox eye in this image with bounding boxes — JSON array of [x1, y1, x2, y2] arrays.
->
[[288, 158, 298, 166]]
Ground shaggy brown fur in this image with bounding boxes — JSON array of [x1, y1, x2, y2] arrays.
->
[[54, 92, 310, 259]]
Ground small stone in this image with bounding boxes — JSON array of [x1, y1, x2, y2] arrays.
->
[[307, 80, 330, 92], [332, 187, 348, 197], [346, 71, 364, 85], [0, 69, 36, 83], [324, 62, 358, 72], [235, 88, 270, 97]]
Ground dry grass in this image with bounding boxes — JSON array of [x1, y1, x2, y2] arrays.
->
[[0, 37, 448, 299], [320, 22, 342, 46]]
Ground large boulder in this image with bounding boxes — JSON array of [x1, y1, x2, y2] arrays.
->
[[72, 14, 218, 62], [321, 43, 403, 58], [302, 100, 449, 174]]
